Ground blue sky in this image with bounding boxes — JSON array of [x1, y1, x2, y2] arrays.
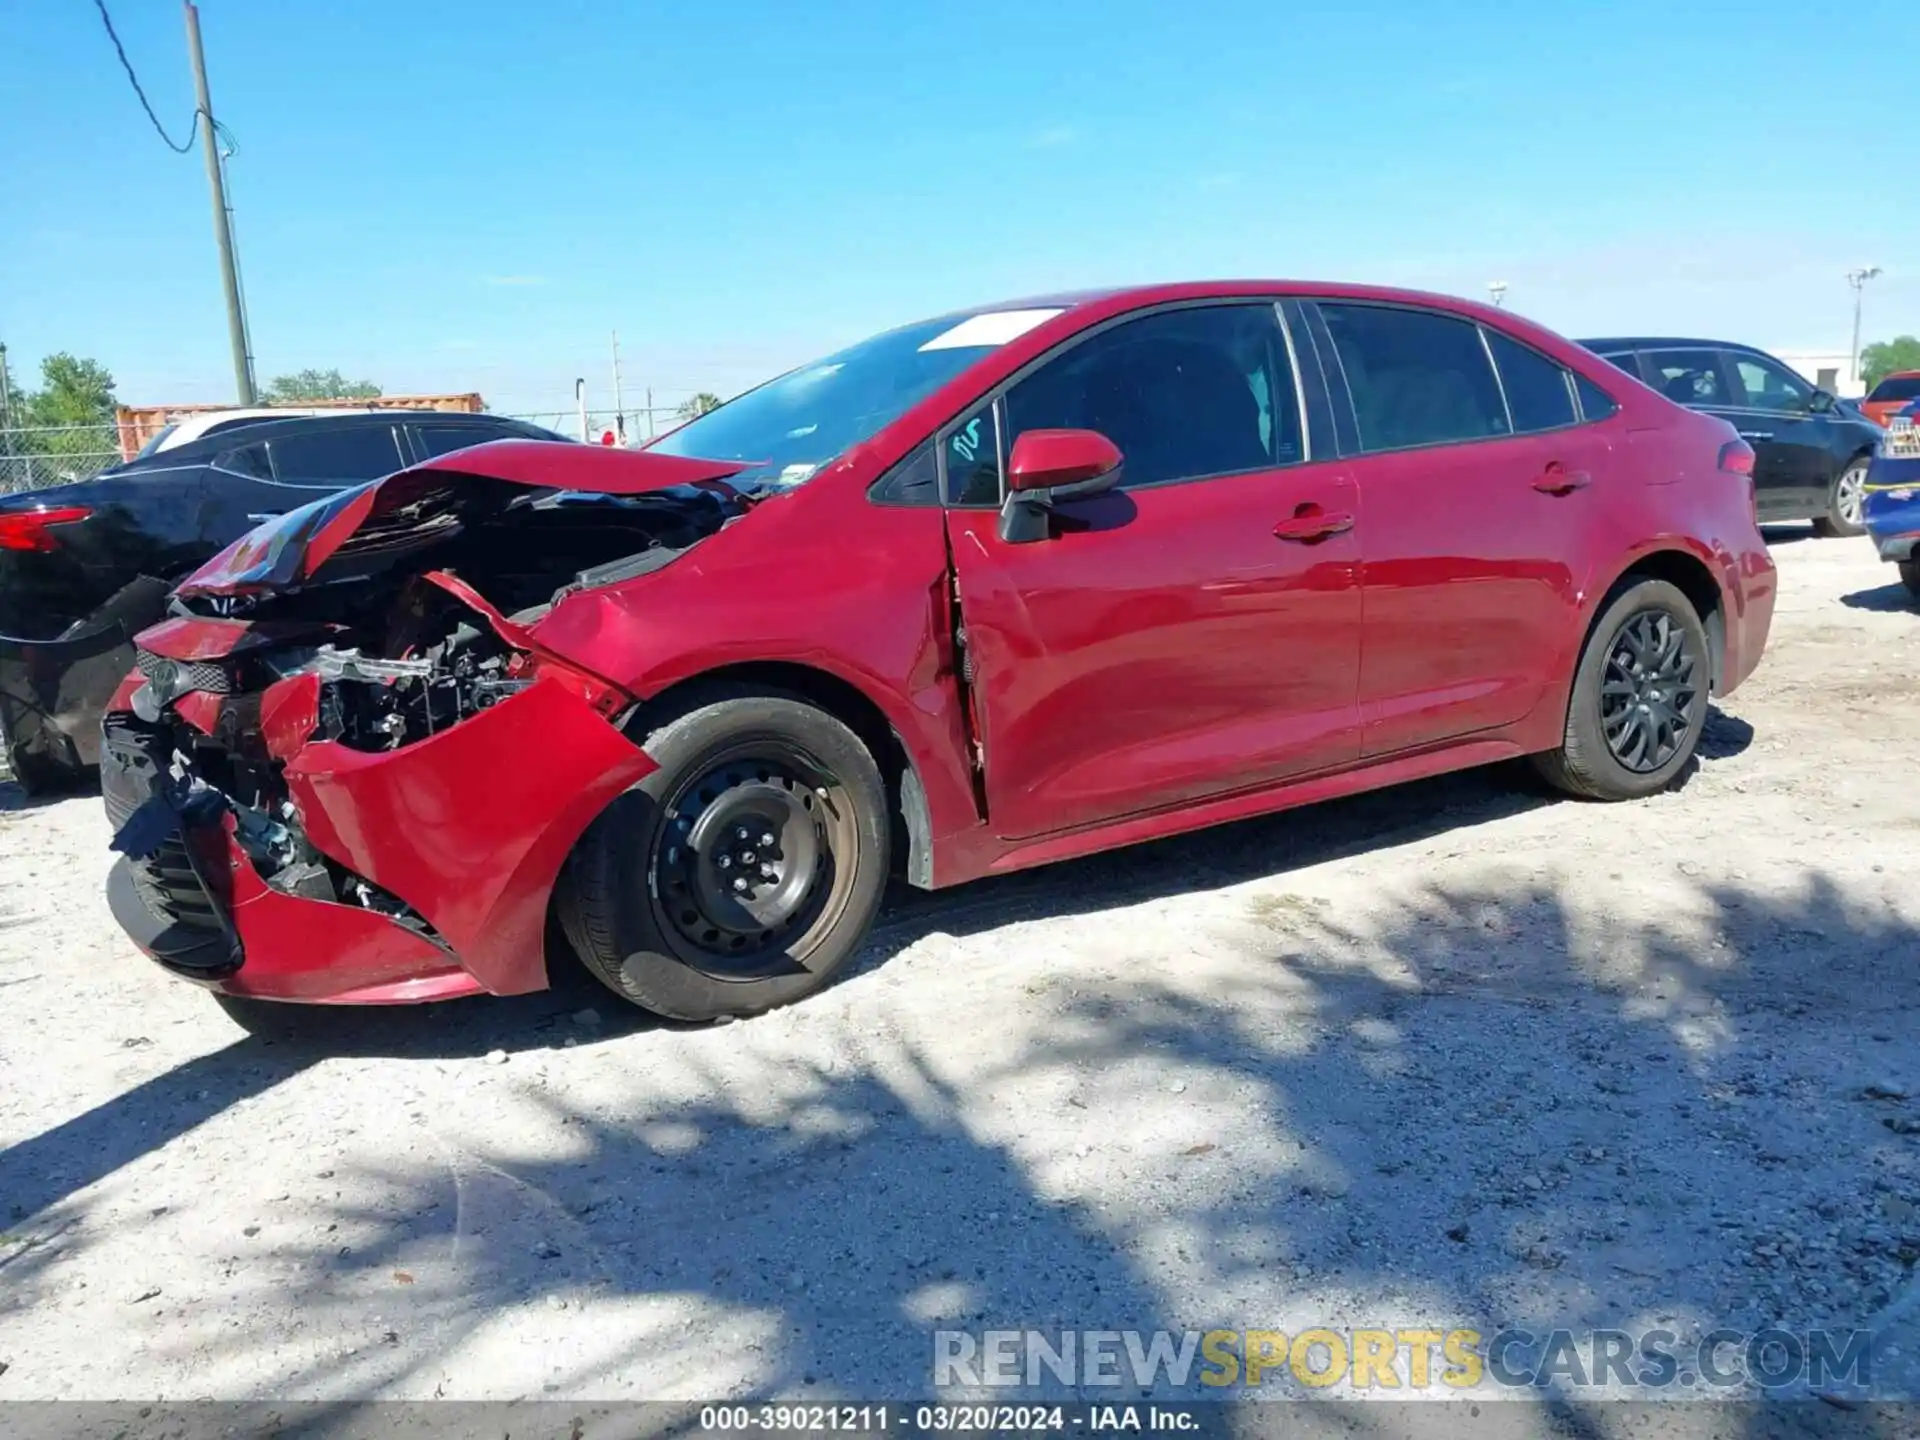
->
[[2, 0, 1912, 418]]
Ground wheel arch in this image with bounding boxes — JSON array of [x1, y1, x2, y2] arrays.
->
[[1592, 547, 1727, 693], [628, 660, 936, 888]]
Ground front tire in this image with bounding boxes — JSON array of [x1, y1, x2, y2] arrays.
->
[[1811, 457, 1869, 538], [558, 688, 890, 1022], [1533, 578, 1710, 801]]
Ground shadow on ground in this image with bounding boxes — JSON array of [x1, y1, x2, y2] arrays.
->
[[1842, 584, 1918, 614], [3, 718, 1912, 1437]]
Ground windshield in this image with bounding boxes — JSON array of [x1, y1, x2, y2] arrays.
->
[[647, 307, 1065, 489], [1870, 376, 1920, 403]]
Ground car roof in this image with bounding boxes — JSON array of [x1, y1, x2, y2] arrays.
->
[[968, 279, 1523, 315], [149, 406, 527, 454], [1575, 336, 1778, 354], [150, 406, 384, 452], [121, 410, 537, 471]]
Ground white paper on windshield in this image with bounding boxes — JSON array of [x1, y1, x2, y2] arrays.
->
[[917, 308, 1065, 352]]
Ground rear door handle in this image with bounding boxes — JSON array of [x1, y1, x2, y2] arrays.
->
[[1531, 466, 1592, 496], [1737, 430, 1773, 441], [1273, 509, 1355, 542]]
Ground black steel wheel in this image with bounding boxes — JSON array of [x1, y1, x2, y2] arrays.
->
[[559, 687, 889, 1022], [651, 741, 859, 979], [1534, 577, 1711, 801], [1598, 609, 1702, 773]]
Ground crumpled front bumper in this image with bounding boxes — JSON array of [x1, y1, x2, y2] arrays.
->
[[103, 675, 656, 1004]]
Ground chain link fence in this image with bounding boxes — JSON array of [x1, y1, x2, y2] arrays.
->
[[0, 403, 721, 497], [0, 425, 123, 494]]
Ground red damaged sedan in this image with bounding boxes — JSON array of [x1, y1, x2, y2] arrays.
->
[[101, 282, 1776, 1023]]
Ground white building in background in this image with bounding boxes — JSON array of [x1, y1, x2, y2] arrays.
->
[[1772, 348, 1863, 397]]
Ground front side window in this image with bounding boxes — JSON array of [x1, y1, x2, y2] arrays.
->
[[1319, 303, 1509, 452], [1484, 329, 1576, 433], [945, 400, 1003, 506], [1731, 356, 1811, 414], [267, 426, 406, 484], [998, 304, 1299, 491], [649, 307, 1064, 493], [1644, 350, 1730, 408]]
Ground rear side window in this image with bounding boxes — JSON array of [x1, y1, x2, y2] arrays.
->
[[1483, 330, 1576, 433], [1319, 303, 1509, 452], [1574, 374, 1619, 421], [212, 443, 271, 479], [268, 426, 405, 484], [1644, 350, 1730, 407], [416, 424, 502, 459], [1595, 351, 1643, 381], [1867, 375, 1920, 403]]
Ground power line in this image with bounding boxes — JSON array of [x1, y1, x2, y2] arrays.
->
[[92, 0, 197, 153]]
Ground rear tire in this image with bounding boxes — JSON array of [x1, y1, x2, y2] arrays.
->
[[1811, 457, 1869, 538], [1533, 578, 1710, 801], [558, 687, 890, 1022]]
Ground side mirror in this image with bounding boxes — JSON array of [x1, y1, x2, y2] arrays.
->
[[998, 429, 1123, 544], [1810, 388, 1837, 415]]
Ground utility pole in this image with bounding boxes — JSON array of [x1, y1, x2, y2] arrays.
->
[[575, 378, 588, 442], [1487, 280, 1508, 308], [1848, 266, 1883, 394], [184, 1, 255, 404], [611, 331, 626, 444], [645, 385, 655, 440], [0, 342, 13, 458]]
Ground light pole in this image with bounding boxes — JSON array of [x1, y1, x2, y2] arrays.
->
[[1847, 265, 1882, 393], [1487, 280, 1508, 308]]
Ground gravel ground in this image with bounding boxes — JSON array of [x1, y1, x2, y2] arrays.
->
[[1, 534, 1917, 1431]]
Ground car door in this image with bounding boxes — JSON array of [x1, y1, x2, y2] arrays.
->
[[942, 301, 1363, 841], [1307, 300, 1612, 757], [1639, 347, 1791, 520], [1725, 350, 1836, 516]]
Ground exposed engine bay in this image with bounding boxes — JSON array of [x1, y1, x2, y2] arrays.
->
[[108, 472, 745, 928]]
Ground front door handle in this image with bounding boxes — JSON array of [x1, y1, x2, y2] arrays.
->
[[1531, 466, 1592, 496], [1737, 430, 1773, 441], [1273, 508, 1355, 542], [245, 512, 285, 523]]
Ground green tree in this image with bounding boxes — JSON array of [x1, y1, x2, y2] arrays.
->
[[25, 353, 117, 426], [1861, 337, 1920, 391], [676, 391, 723, 421], [264, 368, 382, 403]]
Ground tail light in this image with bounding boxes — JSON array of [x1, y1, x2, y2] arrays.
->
[[1717, 440, 1758, 524], [0, 505, 92, 553]]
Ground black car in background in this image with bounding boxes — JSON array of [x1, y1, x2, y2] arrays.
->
[[1578, 337, 1880, 537], [0, 408, 568, 792]]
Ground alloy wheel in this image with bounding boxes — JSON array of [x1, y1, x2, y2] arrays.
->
[[1599, 609, 1700, 773], [1836, 463, 1868, 529]]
